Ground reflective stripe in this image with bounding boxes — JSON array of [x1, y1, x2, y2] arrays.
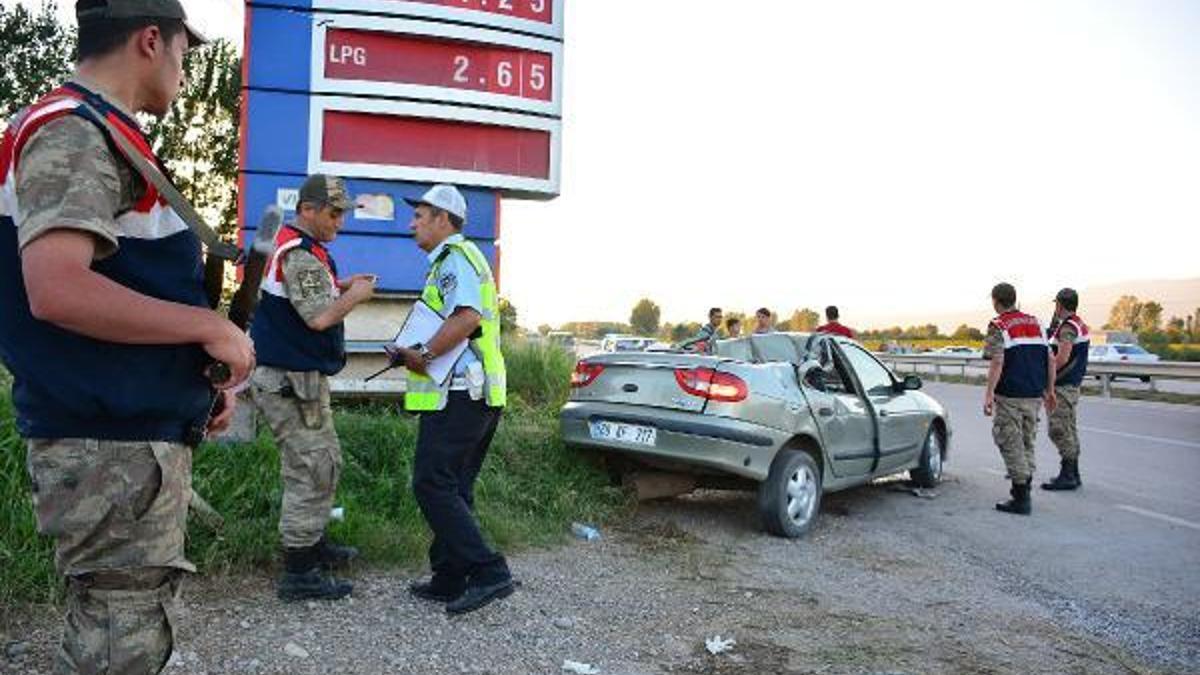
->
[[405, 238, 506, 411]]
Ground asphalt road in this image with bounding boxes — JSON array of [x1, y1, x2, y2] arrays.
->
[[912, 382, 1200, 665]]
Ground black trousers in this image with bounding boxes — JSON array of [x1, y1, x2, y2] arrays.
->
[[412, 391, 509, 586]]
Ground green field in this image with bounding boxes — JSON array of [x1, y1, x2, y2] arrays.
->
[[0, 341, 625, 607]]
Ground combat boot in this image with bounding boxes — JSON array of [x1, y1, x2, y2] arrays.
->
[[995, 480, 1032, 515], [315, 535, 359, 570], [1072, 459, 1082, 486], [1041, 459, 1079, 491], [278, 546, 353, 602]]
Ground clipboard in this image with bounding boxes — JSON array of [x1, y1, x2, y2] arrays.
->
[[390, 300, 470, 385]]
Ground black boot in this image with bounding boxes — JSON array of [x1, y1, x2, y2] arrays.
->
[[996, 480, 1031, 515], [1041, 460, 1079, 491], [1072, 459, 1082, 487], [278, 546, 353, 602], [315, 535, 359, 570]]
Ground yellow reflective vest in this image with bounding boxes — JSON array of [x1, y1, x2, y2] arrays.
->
[[404, 239, 507, 411]]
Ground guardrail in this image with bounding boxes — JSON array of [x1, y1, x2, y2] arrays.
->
[[876, 353, 1200, 397]]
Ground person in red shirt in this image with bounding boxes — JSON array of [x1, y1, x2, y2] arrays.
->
[[816, 305, 855, 339]]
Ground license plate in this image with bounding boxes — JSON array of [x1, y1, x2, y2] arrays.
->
[[589, 420, 657, 446]]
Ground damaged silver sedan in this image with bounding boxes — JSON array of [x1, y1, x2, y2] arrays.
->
[[560, 333, 951, 538]]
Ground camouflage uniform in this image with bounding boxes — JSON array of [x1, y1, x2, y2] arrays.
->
[[249, 245, 343, 548], [985, 324, 1040, 482], [1047, 322, 1082, 461], [17, 83, 192, 674]]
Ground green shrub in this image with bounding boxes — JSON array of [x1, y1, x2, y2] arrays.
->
[[0, 354, 622, 607], [502, 337, 576, 409]]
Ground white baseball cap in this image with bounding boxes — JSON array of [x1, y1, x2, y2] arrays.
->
[[404, 184, 467, 223]]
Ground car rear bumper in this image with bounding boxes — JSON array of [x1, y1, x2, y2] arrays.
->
[[560, 401, 790, 481]]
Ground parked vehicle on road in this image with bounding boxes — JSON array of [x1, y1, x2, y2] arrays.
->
[[546, 331, 576, 349], [1089, 343, 1159, 382], [928, 345, 983, 359], [1089, 343, 1159, 364], [600, 335, 657, 353], [560, 332, 952, 538]]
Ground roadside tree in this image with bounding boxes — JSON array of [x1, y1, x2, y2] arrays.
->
[[952, 324, 984, 341], [498, 297, 519, 334], [0, 1, 73, 123], [629, 298, 661, 336], [787, 308, 820, 331]]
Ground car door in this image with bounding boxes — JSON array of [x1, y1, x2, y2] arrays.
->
[[838, 343, 927, 474], [804, 337, 877, 479]]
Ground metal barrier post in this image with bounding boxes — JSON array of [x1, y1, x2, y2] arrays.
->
[[934, 362, 941, 382], [1102, 375, 1112, 398], [1148, 377, 1158, 393]]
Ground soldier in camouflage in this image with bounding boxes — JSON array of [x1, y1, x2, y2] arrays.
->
[[0, 2, 255, 673], [249, 174, 376, 601], [983, 283, 1056, 515], [1042, 288, 1090, 491]]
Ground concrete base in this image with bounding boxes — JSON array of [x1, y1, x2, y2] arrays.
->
[[344, 293, 416, 341]]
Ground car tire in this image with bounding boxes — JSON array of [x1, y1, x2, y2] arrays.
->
[[909, 426, 944, 488], [758, 449, 822, 539]]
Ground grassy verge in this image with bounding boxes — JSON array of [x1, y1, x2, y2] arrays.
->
[[1, 340, 625, 607]]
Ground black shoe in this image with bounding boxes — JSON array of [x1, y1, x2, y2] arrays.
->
[[1042, 460, 1079, 491], [445, 579, 514, 615], [315, 535, 359, 570], [996, 481, 1031, 515], [277, 569, 353, 601], [408, 578, 465, 603], [1072, 460, 1082, 487]]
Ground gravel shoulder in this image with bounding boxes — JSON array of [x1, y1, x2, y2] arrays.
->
[[4, 472, 1191, 675]]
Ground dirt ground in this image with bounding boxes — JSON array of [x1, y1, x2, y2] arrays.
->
[[2, 473, 1188, 674]]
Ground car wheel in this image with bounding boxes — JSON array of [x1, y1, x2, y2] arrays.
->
[[1139, 376, 1151, 383], [909, 426, 944, 488], [758, 449, 822, 539]]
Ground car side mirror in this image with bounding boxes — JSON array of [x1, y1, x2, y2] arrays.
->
[[901, 374, 922, 391]]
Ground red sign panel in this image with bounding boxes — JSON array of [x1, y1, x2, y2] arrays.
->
[[325, 29, 552, 102], [322, 110, 551, 179], [409, 0, 553, 25]]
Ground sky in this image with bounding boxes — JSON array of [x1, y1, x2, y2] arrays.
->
[[9, 0, 1199, 330]]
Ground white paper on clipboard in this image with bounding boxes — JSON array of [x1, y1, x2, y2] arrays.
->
[[391, 300, 469, 385]]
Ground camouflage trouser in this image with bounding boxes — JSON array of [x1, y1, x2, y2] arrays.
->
[[1047, 385, 1081, 461], [250, 367, 342, 549], [26, 439, 194, 675], [992, 396, 1041, 483]]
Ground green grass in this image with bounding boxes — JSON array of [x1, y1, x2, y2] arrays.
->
[[0, 341, 624, 607]]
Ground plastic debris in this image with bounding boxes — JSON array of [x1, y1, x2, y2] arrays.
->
[[705, 635, 736, 655], [570, 522, 601, 541], [330, 506, 345, 521], [562, 659, 600, 674]]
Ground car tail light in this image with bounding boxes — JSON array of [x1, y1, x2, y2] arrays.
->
[[571, 361, 605, 388], [674, 367, 748, 402]]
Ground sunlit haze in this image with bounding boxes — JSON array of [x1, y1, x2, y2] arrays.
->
[[10, 0, 1199, 330]]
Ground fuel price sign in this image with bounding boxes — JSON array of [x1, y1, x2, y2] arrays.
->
[[314, 15, 562, 115]]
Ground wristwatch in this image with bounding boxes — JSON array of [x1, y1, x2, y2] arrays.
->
[[415, 343, 436, 363]]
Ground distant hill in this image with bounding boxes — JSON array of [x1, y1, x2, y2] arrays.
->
[[860, 277, 1200, 333]]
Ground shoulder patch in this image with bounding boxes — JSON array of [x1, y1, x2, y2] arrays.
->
[[438, 271, 458, 295]]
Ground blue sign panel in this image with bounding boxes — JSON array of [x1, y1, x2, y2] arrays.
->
[[241, 0, 564, 295]]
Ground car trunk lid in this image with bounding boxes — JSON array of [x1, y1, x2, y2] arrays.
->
[[570, 352, 728, 414]]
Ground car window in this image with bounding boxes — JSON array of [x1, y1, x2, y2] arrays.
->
[[840, 344, 895, 395], [715, 338, 755, 362], [751, 333, 803, 364], [1115, 345, 1147, 355]]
